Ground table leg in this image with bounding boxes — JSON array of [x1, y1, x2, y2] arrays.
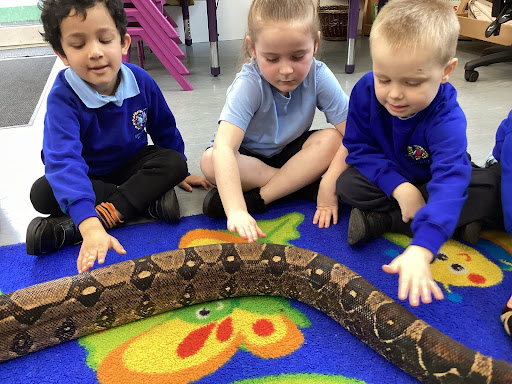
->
[[181, 0, 192, 46], [206, 0, 220, 76], [345, 0, 359, 74]]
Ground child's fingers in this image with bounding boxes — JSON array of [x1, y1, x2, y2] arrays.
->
[[408, 279, 420, 306], [332, 210, 338, 225], [246, 225, 258, 243], [323, 214, 331, 228], [97, 249, 107, 265], [236, 225, 249, 240], [77, 252, 90, 273], [312, 210, 321, 225], [420, 281, 433, 305], [237, 223, 255, 242], [78, 250, 96, 273], [256, 225, 266, 238], [77, 253, 84, 273], [182, 182, 193, 192], [318, 210, 331, 228], [430, 281, 444, 301], [397, 273, 410, 302], [382, 262, 398, 274], [314, 211, 330, 228], [84, 252, 97, 272], [111, 237, 126, 255]]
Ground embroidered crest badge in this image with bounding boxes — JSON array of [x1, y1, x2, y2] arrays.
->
[[407, 145, 429, 161], [132, 109, 147, 131]]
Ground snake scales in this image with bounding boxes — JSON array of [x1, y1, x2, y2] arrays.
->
[[0, 243, 511, 383]]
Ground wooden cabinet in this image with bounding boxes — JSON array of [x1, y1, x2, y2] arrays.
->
[[457, 0, 512, 45]]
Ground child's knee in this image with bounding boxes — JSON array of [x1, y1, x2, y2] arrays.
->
[[200, 148, 215, 182], [160, 150, 188, 181], [311, 128, 343, 153], [30, 176, 58, 214]]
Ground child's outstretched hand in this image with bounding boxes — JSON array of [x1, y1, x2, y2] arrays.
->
[[508, 295, 512, 309], [179, 174, 215, 192], [382, 245, 444, 306], [227, 210, 266, 243], [77, 217, 126, 273], [313, 183, 338, 228]]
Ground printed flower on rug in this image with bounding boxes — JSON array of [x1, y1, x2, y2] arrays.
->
[[79, 212, 311, 384], [383, 230, 512, 302]]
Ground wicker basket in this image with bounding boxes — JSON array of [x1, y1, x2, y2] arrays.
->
[[317, 0, 349, 41]]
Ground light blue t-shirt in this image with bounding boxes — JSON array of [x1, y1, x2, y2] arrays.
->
[[216, 58, 349, 157]]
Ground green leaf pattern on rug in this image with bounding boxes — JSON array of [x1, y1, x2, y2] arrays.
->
[[221, 212, 304, 246]]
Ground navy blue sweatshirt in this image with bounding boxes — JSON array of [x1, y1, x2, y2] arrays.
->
[[493, 110, 512, 235], [42, 63, 186, 226], [343, 72, 471, 254]]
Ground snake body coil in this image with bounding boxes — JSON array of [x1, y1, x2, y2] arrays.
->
[[0, 243, 511, 383]]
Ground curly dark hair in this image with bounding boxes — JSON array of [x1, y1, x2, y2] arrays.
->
[[39, 0, 127, 56]]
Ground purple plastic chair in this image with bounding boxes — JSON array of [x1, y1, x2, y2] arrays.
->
[[122, 0, 193, 91]]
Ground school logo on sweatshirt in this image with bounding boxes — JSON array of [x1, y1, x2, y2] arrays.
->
[[132, 109, 147, 131], [407, 145, 429, 161]]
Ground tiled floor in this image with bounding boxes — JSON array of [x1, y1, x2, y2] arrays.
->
[[0, 37, 510, 247]]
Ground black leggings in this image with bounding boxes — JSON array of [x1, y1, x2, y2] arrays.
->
[[30, 145, 188, 219], [336, 164, 501, 233]]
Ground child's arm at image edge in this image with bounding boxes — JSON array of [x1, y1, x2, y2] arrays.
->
[[501, 133, 512, 236]]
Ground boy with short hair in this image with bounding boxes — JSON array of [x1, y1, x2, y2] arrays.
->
[[28, 0, 212, 273], [336, 0, 500, 306]]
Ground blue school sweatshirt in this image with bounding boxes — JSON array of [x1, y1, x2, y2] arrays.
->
[[42, 63, 186, 227], [492, 110, 512, 235], [343, 72, 471, 255]]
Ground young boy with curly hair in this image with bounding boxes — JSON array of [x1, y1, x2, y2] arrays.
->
[[28, 0, 212, 272]]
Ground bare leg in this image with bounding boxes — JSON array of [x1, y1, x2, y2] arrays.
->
[[201, 129, 342, 204], [200, 147, 278, 190], [259, 129, 342, 203]]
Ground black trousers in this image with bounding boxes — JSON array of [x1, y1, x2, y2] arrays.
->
[[30, 145, 188, 220], [336, 163, 501, 234]]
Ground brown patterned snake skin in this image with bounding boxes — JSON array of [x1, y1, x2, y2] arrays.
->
[[1, 243, 511, 383]]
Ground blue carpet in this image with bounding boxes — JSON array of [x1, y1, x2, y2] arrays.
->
[[0, 200, 511, 384]]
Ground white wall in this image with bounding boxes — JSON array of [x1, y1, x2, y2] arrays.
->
[[0, 0, 39, 7], [165, 0, 252, 43]]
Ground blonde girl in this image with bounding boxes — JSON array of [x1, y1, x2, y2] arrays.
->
[[200, 0, 350, 242]]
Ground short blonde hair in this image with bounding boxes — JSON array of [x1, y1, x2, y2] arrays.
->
[[242, 0, 321, 61], [370, 0, 459, 65]]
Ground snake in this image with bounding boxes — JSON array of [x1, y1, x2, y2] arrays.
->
[[0, 243, 511, 383]]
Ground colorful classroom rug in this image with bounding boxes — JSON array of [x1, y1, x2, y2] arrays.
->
[[0, 199, 511, 383]]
